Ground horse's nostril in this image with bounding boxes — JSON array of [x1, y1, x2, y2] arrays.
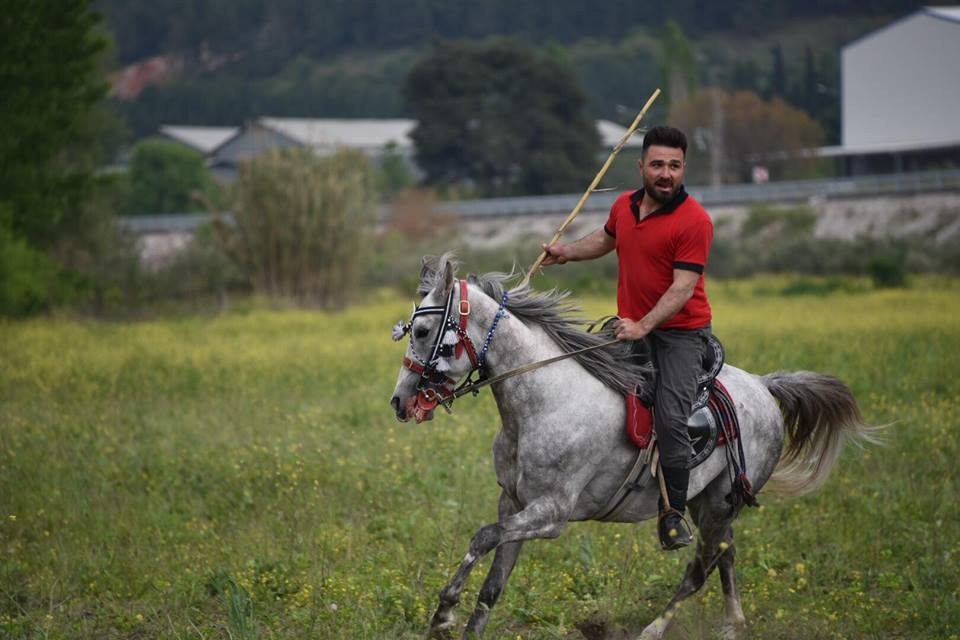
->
[[390, 396, 401, 412]]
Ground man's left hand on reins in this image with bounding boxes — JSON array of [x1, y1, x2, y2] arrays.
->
[[613, 317, 651, 341]]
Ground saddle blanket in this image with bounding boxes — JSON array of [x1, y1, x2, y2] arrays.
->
[[626, 379, 740, 449]]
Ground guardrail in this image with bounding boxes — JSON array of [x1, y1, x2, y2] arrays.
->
[[686, 168, 960, 209], [118, 212, 231, 234], [448, 169, 960, 218], [119, 169, 960, 233]]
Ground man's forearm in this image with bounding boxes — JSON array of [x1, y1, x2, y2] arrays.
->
[[638, 282, 695, 332], [563, 228, 615, 261]]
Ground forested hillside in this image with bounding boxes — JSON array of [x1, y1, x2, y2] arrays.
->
[[100, 0, 924, 142]]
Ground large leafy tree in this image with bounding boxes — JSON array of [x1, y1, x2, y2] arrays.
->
[[670, 89, 824, 183], [0, 0, 109, 247], [126, 139, 216, 214], [0, 0, 111, 314], [404, 39, 600, 197]]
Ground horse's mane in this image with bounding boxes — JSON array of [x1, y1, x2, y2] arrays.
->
[[418, 253, 650, 398]]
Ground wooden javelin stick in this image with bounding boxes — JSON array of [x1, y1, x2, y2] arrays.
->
[[524, 88, 662, 284]]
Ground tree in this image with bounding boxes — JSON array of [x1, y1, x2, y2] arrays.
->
[[767, 44, 786, 99], [0, 0, 108, 247], [375, 142, 416, 200], [0, 0, 111, 314], [126, 139, 216, 214], [670, 89, 823, 183], [568, 29, 662, 123], [404, 39, 600, 197], [659, 20, 698, 109]]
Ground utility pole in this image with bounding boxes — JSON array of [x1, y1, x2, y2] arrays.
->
[[709, 72, 724, 187]]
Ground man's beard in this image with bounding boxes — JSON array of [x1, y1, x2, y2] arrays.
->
[[643, 174, 679, 204]]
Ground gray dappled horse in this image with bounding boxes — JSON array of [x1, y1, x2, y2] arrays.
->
[[390, 254, 876, 639]]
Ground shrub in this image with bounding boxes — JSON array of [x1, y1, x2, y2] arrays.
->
[[217, 148, 376, 308], [126, 139, 218, 214], [868, 243, 908, 288], [147, 224, 243, 305], [0, 225, 60, 316]]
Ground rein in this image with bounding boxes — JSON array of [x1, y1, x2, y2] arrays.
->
[[452, 338, 620, 400]]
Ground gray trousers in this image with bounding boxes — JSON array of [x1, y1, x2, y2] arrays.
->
[[648, 326, 711, 469]]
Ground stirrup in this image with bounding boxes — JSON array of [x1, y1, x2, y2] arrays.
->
[[658, 508, 693, 551]]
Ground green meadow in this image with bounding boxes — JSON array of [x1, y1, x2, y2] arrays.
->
[[1, 277, 958, 639]]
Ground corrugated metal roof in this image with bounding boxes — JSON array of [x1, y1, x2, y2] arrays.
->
[[159, 125, 239, 154], [255, 117, 635, 152], [257, 118, 416, 150]]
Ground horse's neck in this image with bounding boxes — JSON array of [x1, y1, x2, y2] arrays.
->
[[469, 291, 554, 375], [469, 290, 568, 435]]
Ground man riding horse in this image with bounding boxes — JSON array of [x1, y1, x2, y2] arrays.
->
[[542, 125, 712, 551]]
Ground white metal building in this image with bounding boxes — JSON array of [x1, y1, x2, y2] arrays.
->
[[836, 6, 960, 173]]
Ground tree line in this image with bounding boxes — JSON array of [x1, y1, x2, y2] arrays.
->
[[100, 0, 919, 67], [111, 12, 888, 148]]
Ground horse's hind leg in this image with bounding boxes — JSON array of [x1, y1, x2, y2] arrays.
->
[[639, 497, 737, 640], [718, 528, 746, 639]]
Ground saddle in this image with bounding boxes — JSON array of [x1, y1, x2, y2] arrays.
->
[[625, 332, 733, 468], [589, 316, 733, 468], [590, 322, 756, 522]]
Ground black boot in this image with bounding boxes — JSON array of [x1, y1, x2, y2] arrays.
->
[[658, 465, 693, 551]]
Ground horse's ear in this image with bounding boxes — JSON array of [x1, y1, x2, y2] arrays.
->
[[439, 259, 455, 296], [418, 252, 457, 297]]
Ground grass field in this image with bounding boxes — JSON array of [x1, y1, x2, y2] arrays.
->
[[1, 276, 958, 639]]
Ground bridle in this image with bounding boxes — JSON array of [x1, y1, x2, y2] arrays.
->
[[392, 279, 509, 415], [393, 279, 623, 418]]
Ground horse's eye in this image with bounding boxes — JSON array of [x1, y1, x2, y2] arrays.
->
[[414, 327, 429, 339]]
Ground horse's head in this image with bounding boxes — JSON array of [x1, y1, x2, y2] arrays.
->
[[390, 254, 480, 423]]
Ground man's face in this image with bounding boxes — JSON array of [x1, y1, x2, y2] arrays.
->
[[639, 145, 685, 204]]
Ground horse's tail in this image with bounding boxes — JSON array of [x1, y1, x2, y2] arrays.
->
[[761, 371, 881, 497]]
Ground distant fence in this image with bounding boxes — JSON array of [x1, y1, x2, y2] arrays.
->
[[119, 169, 960, 233]]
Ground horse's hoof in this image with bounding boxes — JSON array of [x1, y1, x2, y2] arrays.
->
[[427, 627, 455, 640], [637, 615, 669, 640], [427, 613, 457, 639], [719, 619, 746, 640]]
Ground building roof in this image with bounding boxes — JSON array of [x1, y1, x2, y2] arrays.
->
[[596, 120, 644, 148], [844, 5, 960, 52], [926, 5, 960, 22], [159, 125, 239, 154], [817, 137, 960, 157], [256, 118, 416, 151], [249, 117, 637, 152]]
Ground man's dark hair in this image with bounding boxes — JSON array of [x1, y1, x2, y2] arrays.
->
[[642, 126, 687, 157]]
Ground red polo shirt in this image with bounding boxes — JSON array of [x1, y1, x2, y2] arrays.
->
[[604, 187, 712, 330]]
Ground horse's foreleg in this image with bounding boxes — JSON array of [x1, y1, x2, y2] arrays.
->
[[463, 493, 525, 638], [428, 523, 502, 638], [428, 495, 569, 639], [638, 515, 731, 640], [718, 529, 746, 639]]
